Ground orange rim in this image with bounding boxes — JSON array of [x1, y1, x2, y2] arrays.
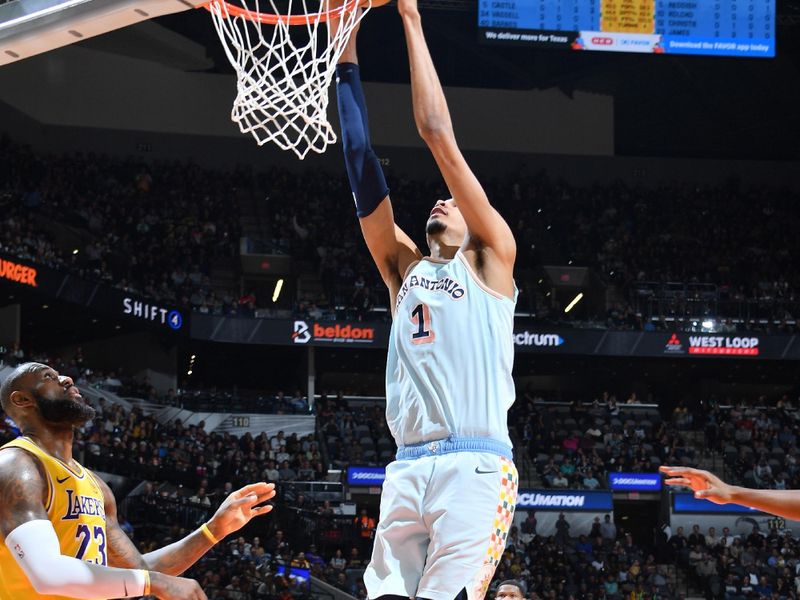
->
[[203, 0, 362, 25]]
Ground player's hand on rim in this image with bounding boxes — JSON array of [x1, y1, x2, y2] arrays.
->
[[659, 465, 735, 505]]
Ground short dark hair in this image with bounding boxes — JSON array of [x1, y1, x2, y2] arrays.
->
[[496, 580, 524, 594], [0, 362, 48, 413]]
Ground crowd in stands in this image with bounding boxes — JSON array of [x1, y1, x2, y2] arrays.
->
[[316, 396, 396, 468], [514, 172, 800, 329], [705, 396, 800, 492], [77, 397, 326, 488], [0, 136, 247, 314], [0, 346, 325, 487], [11, 341, 800, 598], [493, 517, 683, 600], [510, 393, 697, 489], [124, 493, 372, 600], [6, 135, 800, 327], [668, 522, 800, 600]]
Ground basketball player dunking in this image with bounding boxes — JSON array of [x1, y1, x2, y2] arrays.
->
[[331, 1, 519, 599], [0, 362, 275, 600]]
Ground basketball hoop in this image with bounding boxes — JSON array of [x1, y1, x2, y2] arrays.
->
[[205, 0, 375, 159]]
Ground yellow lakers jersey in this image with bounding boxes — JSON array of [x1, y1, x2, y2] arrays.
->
[[0, 436, 107, 600]]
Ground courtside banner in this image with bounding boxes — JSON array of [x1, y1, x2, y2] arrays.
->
[[0, 253, 186, 333], [609, 472, 662, 491], [512, 328, 800, 360], [7, 254, 800, 357], [190, 315, 391, 347], [516, 490, 613, 511], [347, 466, 386, 486], [672, 492, 759, 514]]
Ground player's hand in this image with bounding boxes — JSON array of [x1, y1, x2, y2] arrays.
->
[[149, 572, 207, 600], [397, 0, 419, 17], [206, 482, 276, 539], [659, 466, 735, 505]]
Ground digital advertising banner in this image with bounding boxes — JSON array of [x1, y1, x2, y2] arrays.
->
[[5, 254, 800, 358], [347, 466, 388, 487], [608, 472, 662, 492], [516, 489, 614, 511], [0, 254, 186, 334], [479, 0, 775, 58], [672, 492, 758, 514]]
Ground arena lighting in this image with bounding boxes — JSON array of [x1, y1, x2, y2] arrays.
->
[[272, 278, 284, 302], [702, 320, 715, 329], [0, 0, 91, 30], [72, 249, 79, 255], [564, 292, 584, 313]]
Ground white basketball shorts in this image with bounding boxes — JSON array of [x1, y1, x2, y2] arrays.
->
[[363, 451, 518, 600]]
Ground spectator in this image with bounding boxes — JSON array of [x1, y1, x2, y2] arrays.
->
[[600, 514, 616, 541]]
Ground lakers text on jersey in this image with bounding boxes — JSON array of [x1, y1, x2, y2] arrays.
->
[[0, 436, 107, 600]]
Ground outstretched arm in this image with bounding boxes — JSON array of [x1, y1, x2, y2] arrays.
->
[[0, 449, 207, 599], [100, 478, 275, 575], [397, 0, 516, 270], [330, 8, 422, 309], [661, 465, 800, 521]]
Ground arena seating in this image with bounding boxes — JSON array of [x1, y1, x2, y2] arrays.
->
[[4, 135, 800, 327], [706, 398, 800, 491], [506, 394, 694, 489], [0, 135, 246, 314], [7, 346, 800, 599]]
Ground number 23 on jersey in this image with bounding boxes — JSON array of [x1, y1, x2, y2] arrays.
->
[[410, 303, 435, 345]]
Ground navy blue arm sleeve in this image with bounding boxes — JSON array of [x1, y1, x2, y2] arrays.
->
[[335, 62, 390, 218]]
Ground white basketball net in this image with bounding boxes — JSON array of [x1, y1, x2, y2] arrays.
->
[[207, 0, 372, 160]]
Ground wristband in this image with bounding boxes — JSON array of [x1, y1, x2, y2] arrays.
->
[[200, 523, 220, 545]]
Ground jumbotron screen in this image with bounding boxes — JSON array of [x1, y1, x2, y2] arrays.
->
[[478, 0, 776, 57]]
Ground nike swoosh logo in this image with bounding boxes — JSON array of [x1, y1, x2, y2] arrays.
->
[[475, 468, 499, 475], [56, 476, 70, 484], [124, 581, 128, 595]]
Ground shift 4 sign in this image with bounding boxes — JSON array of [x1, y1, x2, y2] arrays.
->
[[122, 297, 183, 331]]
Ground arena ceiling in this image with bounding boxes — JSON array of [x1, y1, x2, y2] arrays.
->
[[152, 1, 800, 160]]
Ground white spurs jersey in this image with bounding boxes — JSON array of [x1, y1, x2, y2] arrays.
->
[[386, 250, 517, 447]]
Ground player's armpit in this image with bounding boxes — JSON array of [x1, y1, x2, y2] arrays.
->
[[359, 198, 422, 297], [0, 448, 49, 537], [93, 476, 147, 569]]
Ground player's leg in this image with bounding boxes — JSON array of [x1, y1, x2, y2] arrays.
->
[[364, 459, 433, 599], [416, 453, 519, 600]]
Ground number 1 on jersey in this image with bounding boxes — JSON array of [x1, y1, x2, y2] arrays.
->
[[410, 303, 435, 345]]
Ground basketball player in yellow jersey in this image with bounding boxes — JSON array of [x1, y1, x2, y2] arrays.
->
[[0, 362, 276, 600]]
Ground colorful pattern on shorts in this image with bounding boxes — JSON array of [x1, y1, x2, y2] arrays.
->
[[470, 457, 518, 600]]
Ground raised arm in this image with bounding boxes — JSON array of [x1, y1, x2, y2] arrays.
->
[[0, 449, 205, 600], [397, 0, 516, 271], [331, 9, 422, 309], [100, 478, 274, 576], [661, 465, 800, 522]]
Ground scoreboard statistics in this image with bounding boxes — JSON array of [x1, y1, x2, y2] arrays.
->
[[478, 0, 776, 58]]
